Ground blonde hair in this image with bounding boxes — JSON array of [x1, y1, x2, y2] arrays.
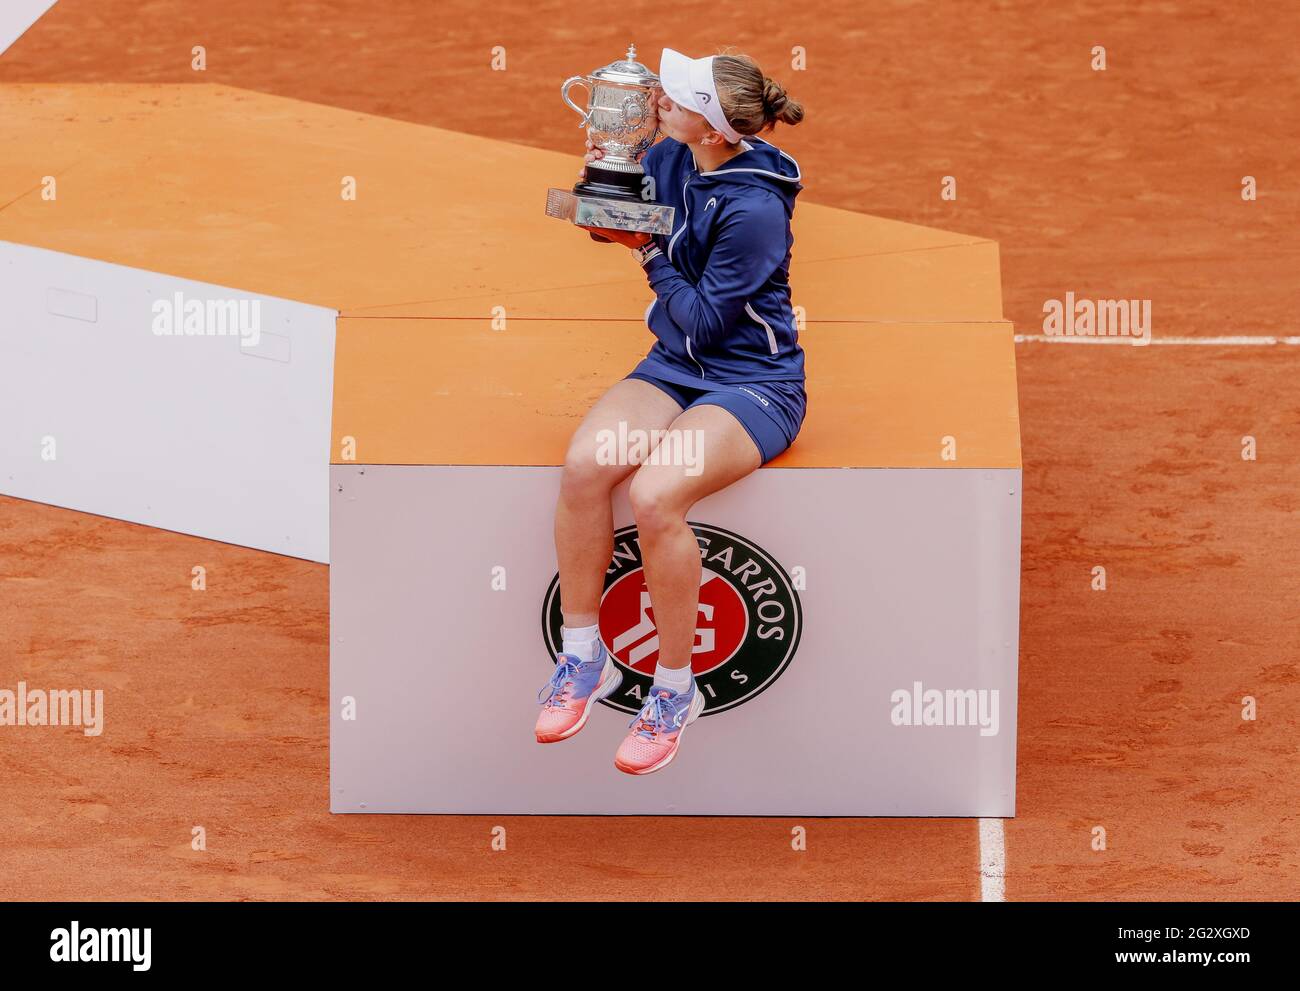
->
[[711, 49, 805, 137]]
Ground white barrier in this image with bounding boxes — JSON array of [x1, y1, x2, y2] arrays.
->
[[0, 242, 337, 562], [0, 0, 57, 56]]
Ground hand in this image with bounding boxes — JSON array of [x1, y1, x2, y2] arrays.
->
[[578, 137, 605, 180], [646, 85, 663, 131], [577, 121, 657, 180], [578, 225, 652, 249]]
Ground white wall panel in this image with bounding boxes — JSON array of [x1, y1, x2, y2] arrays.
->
[[0, 0, 58, 56], [330, 464, 1022, 816], [0, 242, 336, 561]]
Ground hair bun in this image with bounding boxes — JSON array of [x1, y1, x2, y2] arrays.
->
[[762, 77, 789, 116]]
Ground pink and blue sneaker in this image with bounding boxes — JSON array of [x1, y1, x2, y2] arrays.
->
[[535, 639, 622, 743], [613, 679, 706, 775]]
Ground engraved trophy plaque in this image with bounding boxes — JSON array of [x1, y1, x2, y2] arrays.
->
[[544, 44, 676, 237]]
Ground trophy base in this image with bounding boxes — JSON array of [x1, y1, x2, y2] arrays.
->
[[574, 161, 645, 199], [545, 188, 675, 236]]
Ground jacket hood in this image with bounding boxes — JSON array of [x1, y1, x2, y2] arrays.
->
[[689, 136, 803, 216]]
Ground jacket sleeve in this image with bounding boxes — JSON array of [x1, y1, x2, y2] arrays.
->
[[640, 196, 787, 351]]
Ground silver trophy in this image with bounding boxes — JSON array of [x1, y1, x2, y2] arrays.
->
[[545, 44, 676, 237]]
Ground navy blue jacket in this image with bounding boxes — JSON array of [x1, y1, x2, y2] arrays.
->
[[633, 135, 805, 386]]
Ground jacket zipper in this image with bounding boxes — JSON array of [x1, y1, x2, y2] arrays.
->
[[667, 174, 692, 264], [685, 336, 707, 379]]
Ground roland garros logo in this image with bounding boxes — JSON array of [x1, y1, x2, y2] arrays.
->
[[541, 523, 802, 716]]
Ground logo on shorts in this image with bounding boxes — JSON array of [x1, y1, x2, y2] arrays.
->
[[541, 522, 802, 715]]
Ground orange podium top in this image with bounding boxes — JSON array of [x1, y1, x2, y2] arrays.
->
[[0, 83, 1001, 323], [330, 317, 1021, 469], [0, 83, 1019, 469]]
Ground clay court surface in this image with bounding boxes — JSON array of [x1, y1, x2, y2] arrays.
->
[[1, 0, 1296, 900]]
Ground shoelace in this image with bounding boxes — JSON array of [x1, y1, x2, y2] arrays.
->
[[629, 691, 686, 738], [537, 658, 583, 707]]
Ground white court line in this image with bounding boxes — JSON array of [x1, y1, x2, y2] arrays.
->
[[1015, 335, 1300, 346], [979, 818, 1006, 902]]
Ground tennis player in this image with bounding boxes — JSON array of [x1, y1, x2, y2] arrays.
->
[[536, 47, 806, 775]]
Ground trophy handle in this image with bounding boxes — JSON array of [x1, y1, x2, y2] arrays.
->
[[561, 75, 592, 127]]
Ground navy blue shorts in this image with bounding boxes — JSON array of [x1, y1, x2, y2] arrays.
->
[[624, 371, 806, 465]]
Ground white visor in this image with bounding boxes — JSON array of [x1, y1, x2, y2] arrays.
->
[[659, 47, 743, 144]]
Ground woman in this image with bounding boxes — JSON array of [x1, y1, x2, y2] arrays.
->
[[535, 47, 806, 775]]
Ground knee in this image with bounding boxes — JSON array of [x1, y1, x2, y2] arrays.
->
[[628, 471, 684, 535], [561, 442, 620, 497]]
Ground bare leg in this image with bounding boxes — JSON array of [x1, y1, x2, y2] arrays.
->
[[555, 378, 684, 628], [627, 404, 763, 669]]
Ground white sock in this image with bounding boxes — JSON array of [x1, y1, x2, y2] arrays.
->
[[653, 663, 693, 694], [560, 623, 601, 664]]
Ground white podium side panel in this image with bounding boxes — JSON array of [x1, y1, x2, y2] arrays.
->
[[0, 242, 336, 562], [330, 465, 1021, 817], [0, 0, 58, 56]]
